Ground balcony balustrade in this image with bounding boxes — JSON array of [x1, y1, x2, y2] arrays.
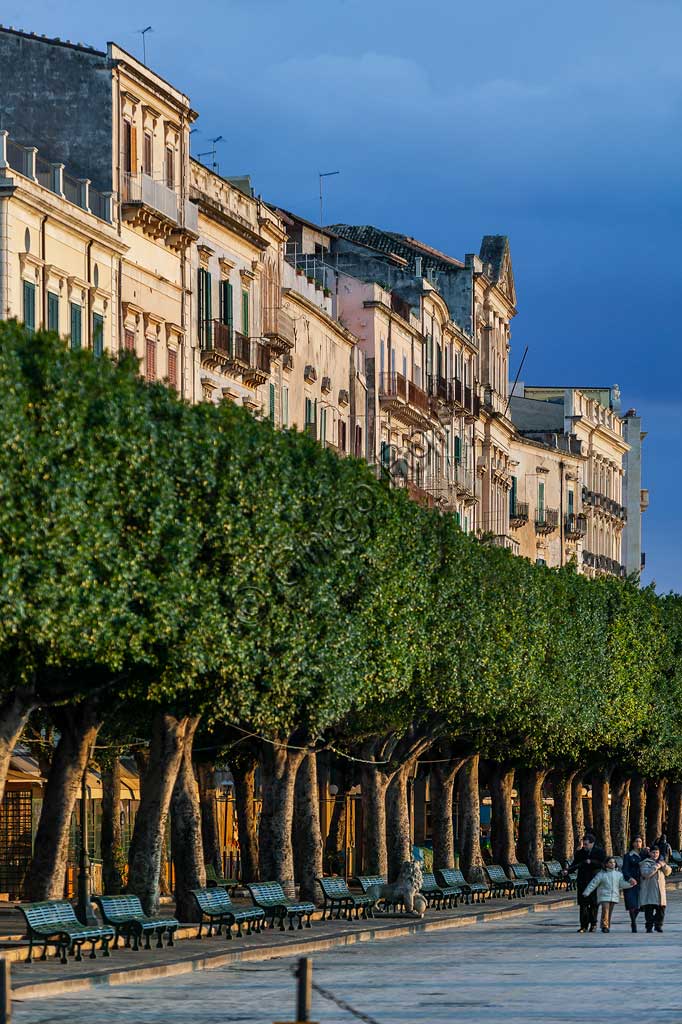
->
[[242, 339, 271, 387], [534, 507, 559, 535], [263, 308, 295, 354], [564, 512, 588, 539], [200, 321, 250, 372], [378, 372, 433, 427], [509, 501, 529, 529]]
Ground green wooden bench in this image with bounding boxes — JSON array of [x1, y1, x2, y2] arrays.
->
[[205, 863, 239, 895], [509, 862, 550, 894], [18, 901, 115, 964], [316, 877, 375, 920], [544, 860, 569, 890], [485, 864, 528, 899], [192, 887, 265, 939], [436, 867, 489, 904], [420, 872, 460, 910], [246, 882, 315, 931], [670, 850, 682, 873], [91, 895, 178, 951]]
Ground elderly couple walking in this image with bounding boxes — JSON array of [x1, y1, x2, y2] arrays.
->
[[566, 833, 671, 934]]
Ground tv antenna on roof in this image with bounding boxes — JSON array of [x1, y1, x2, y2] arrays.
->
[[198, 136, 224, 174], [319, 170, 340, 228], [138, 26, 153, 66]]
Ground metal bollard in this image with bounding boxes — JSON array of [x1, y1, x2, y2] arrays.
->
[[0, 957, 11, 1024], [273, 956, 317, 1024]]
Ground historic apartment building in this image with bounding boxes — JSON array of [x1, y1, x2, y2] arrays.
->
[[0, 24, 648, 578]]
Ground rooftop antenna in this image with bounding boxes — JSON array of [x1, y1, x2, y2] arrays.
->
[[504, 345, 529, 419], [138, 25, 152, 66], [198, 135, 224, 174], [319, 170, 340, 228]]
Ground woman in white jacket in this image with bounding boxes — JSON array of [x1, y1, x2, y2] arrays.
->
[[582, 856, 637, 932], [639, 845, 672, 933]]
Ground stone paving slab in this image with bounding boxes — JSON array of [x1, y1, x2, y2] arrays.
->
[[8, 890, 576, 999], [13, 889, 682, 1024]]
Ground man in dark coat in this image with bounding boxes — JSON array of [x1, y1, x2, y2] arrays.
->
[[565, 833, 606, 932], [622, 835, 644, 932]]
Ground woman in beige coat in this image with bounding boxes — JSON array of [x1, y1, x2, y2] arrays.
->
[[639, 845, 672, 933]]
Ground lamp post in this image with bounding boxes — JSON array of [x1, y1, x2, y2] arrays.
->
[[76, 743, 97, 925]]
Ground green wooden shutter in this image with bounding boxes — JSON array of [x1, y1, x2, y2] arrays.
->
[[199, 269, 213, 346], [510, 475, 517, 516], [242, 290, 249, 335], [538, 480, 545, 522], [47, 292, 59, 333], [92, 313, 104, 357], [455, 511, 461, 527], [23, 281, 36, 333], [70, 303, 82, 350], [282, 387, 289, 427], [454, 435, 462, 464], [568, 488, 575, 515], [269, 383, 276, 424], [221, 281, 234, 330]]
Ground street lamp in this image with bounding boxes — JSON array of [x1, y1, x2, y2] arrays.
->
[[76, 743, 97, 925]]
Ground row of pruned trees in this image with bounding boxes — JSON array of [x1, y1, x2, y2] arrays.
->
[[1, 322, 681, 920]]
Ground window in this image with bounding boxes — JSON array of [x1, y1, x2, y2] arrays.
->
[[47, 292, 59, 333], [220, 280, 233, 334], [269, 383, 276, 424], [282, 386, 289, 428], [242, 290, 249, 336], [168, 348, 178, 390], [198, 268, 212, 346], [454, 435, 462, 465], [165, 147, 175, 189], [568, 488, 575, 515], [320, 407, 327, 445], [146, 337, 156, 382], [70, 302, 82, 350], [536, 558, 547, 566], [455, 511, 461, 527], [143, 132, 153, 175], [22, 281, 36, 333], [338, 419, 347, 452], [305, 397, 317, 437], [380, 340, 385, 376], [355, 424, 363, 457], [402, 354, 407, 379], [510, 475, 518, 516], [124, 328, 136, 352], [538, 480, 545, 523], [92, 313, 104, 357]]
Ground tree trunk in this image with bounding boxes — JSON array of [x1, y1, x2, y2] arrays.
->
[[325, 784, 349, 873], [232, 756, 259, 884], [609, 771, 630, 856], [571, 774, 585, 849], [629, 773, 646, 842], [101, 758, 124, 894], [170, 717, 205, 921], [591, 770, 612, 852], [360, 765, 390, 877], [645, 778, 666, 846], [516, 766, 547, 877], [386, 761, 415, 882], [457, 755, 485, 882], [666, 781, 682, 851], [550, 770, 575, 865], [489, 764, 516, 873], [197, 762, 221, 875], [293, 752, 323, 903], [583, 794, 593, 831], [430, 759, 466, 870], [258, 742, 306, 892], [127, 711, 190, 915], [0, 689, 35, 806], [27, 701, 101, 901]]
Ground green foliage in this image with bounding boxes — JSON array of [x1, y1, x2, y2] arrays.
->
[[1, 321, 681, 778]]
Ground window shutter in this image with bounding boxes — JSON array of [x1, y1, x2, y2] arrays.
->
[[269, 382, 276, 423], [510, 475, 517, 515], [124, 328, 136, 352], [92, 313, 104, 356], [168, 348, 178, 389], [70, 303, 81, 350], [454, 435, 462, 464], [242, 290, 249, 335], [47, 292, 59, 333], [282, 386, 289, 427], [568, 488, 575, 515], [130, 125, 138, 173], [23, 282, 35, 333], [146, 337, 156, 382]]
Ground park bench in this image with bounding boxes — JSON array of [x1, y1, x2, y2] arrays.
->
[[669, 850, 682, 872], [510, 862, 551, 894], [420, 872, 460, 910], [18, 900, 114, 965], [205, 863, 239, 895], [485, 864, 528, 899], [435, 867, 489, 904], [91, 895, 178, 951], [316, 877, 375, 920], [247, 881, 315, 931], [544, 860, 570, 890], [192, 887, 265, 939]]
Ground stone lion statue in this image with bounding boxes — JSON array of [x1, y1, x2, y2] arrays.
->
[[366, 860, 427, 917]]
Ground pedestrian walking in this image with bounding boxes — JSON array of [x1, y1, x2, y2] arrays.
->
[[655, 833, 672, 861], [565, 833, 606, 933], [639, 845, 672, 933], [622, 835, 644, 932], [582, 856, 637, 932]]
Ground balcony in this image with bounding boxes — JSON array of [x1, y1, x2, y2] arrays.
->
[[564, 512, 588, 540], [509, 501, 529, 529], [583, 550, 625, 577], [121, 172, 181, 239], [242, 339, 271, 387], [379, 373, 433, 428], [582, 488, 627, 523], [491, 534, 520, 557], [535, 507, 558, 535], [200, 321, 250, 373], [263, 308, 295, 355]]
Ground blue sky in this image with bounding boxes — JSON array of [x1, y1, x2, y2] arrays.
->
[[8, 0, 680, 589]]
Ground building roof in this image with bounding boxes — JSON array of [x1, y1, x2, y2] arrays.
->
[[329, 224, 465, 272], [0, 24, 105, 56]]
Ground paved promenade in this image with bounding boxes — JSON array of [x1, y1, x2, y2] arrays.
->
[[12, 889, 682, 1023]]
